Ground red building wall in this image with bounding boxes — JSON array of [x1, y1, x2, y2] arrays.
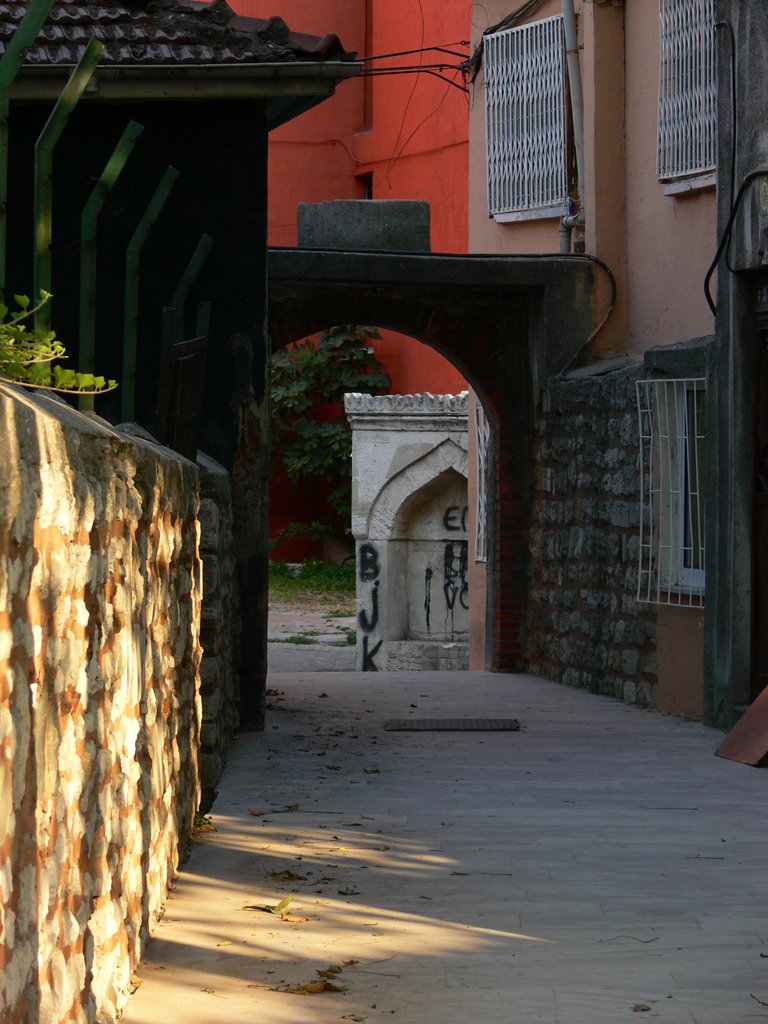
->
[[231, 0, 471, 556]]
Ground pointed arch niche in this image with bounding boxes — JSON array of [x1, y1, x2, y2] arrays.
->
[[345, 392, 470, 671]]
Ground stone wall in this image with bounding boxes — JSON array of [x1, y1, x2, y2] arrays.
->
[[0, 383, 202, 1024], [197, 453, 238, 807], [527, 364, 657, 706]]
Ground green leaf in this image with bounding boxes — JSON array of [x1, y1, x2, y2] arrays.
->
[[13, 294, 29, 310]]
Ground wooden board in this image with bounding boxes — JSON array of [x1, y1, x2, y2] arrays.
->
[[715, 686, 768, 766]]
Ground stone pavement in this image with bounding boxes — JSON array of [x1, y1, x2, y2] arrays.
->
[[268, 605, 356, 671], [123, 671, 767, 1024]]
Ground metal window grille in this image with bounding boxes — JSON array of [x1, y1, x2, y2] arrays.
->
[[485, 15, 567, 217], [474, 401, 491, 563], [636, 378, 706, 606], [657, 0, 717, 180]]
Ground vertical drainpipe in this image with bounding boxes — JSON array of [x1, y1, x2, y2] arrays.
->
[[561, 0, 586, 253]]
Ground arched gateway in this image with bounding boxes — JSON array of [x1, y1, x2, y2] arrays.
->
[[268, 248, 594, 672]]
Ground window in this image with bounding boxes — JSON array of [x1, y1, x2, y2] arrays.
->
[[657, 0, 717, 183], [484, 15, 568, 220], [474, 401, 491, 563], [636, 378, 706, 605]]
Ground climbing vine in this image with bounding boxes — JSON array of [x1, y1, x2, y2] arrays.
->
[[270, 325, 390, 538]]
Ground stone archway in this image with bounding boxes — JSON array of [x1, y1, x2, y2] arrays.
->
[[268, 248, 594, 671]]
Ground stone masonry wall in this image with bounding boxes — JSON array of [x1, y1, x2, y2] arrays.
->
[[197, 452, 239, 807], [0, 382, 202, 1024], [527, 365, 657, 706]]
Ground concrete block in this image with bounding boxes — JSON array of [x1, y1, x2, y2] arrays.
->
[[298, 200, 431, 252]]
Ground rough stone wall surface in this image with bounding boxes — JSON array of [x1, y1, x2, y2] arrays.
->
[[0, 383, 202, 1024], [527, 366, 657, 706], [197, 452, 238, 805]]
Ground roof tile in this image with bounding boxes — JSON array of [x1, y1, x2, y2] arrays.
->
[[0, 0, 356, 67]]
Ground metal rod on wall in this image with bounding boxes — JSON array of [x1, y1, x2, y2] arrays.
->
[[78, 119, 143, 412], [34, 37, 103, 331], [170, 233, 213, 344], [0, 0, 55, 301], [121, 165, 179, 422]]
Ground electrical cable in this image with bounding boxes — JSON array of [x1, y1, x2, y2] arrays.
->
[[359, 43, 470, 62], [557, 253, 618, 375], [704, 168, 768, 316], [461, 0, 546, 82], [386, 0, 425, 185]]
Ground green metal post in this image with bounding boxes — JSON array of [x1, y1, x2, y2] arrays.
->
[[121, 165, 179, 422], [34, 37, 103, 331], [78, 120, 143, 412], [170, 233, 213, 343], [0, 0, 55, 300]]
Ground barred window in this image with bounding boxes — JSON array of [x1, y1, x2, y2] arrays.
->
[[484, 15, 568, 218], [657, 0, 717, 181], [474, 401, 491, 563], [637, 378, 706, 605]]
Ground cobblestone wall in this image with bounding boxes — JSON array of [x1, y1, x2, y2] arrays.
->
[[198, 453, 239, 806], [527, 365, 657, 706], [0, 383, 202, 1023]]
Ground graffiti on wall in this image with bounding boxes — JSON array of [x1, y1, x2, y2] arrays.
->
[[358, 542, 382, 671]]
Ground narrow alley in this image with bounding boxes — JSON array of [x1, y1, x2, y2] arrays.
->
[[124, 671, 767, 1024]]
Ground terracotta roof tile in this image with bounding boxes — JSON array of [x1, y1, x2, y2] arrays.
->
[[0, 0, 356, 67]]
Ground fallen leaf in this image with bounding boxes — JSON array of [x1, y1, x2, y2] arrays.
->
[[338, 888, 361, 896], [244, 895, 294, 915], [277, 979, 346, 995], [201, 987, 216, 994], [632, 1005, 652, 1013], [340, 1016, 367, 1022], [318, 693, 329, 698], [342, 959, 360, 967], [270, 870, 305, 882], [364, 768, 380, 774], [376, 846, 390, 851], [216, 941, 233, 947], [129, 974, 142, 992], [316, 965, 343, 978], [249, 809, 266, 817]]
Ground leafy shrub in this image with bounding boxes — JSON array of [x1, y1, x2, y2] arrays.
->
[[0, 292, 116, 394], [270, 325, 389, 537]]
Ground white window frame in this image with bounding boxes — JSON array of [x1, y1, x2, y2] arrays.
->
[[474, 401, 491, 563], [637, 378, 706, 606], [484, 14, 568, 220], [657, 0, 717, 184]]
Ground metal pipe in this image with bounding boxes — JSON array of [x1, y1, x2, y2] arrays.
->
[[0, 0, 55, 300], [121, 165, 179, 422], [78, 119, 143, 412], [170, 233, 213, 343], [561, 0, 586, 231], [34, 37, 102, 331]]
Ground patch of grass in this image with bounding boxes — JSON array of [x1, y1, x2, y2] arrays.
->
[[269, 559, 355, 605], [283, 634, 317, 645]]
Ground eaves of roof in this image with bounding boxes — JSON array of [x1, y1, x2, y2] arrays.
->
[[1, 0, 361, 120]]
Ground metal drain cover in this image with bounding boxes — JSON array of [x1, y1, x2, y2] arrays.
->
[[383, 718, 521, 732]]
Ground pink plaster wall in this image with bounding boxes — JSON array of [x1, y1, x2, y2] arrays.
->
[[467, 0, 713, 702]]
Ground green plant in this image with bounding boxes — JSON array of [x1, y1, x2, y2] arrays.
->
[[0, 291, 117, 394], [270, 325, 389, 536], [268, 559, 356, 603]]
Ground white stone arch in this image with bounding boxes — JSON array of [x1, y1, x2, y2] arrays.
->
[[366, 438, 469, 541]]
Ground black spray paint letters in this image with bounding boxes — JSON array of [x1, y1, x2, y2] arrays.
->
[[443, 540, 469, 613], [358, 542, 381, 670], [443, 505, 469, 532]]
